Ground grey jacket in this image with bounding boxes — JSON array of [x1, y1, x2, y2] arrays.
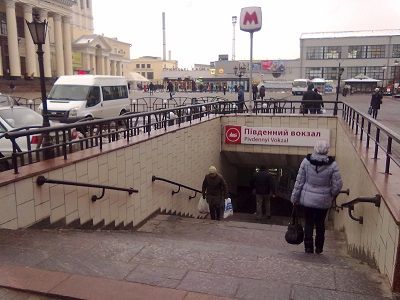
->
[[291, 153, 343, 209]]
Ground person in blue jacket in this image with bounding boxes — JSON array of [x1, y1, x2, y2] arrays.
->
[[291, 140, 343, 254]]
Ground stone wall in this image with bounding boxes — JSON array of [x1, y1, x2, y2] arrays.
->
[[334, 120, 399, 286]]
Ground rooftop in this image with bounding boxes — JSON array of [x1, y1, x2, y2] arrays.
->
[[301, 29, 400, 39]]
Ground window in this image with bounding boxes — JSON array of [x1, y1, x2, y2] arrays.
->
[[86, 0, 90, 8], [306, 47, 324, 60], [136, 64, 140, 68], [80, 0, 83, 8], [141, 64, 145, 68], [102, 85, 128, 101], [16, 17, 25, 38], [366, 66, 384, 79], [392, 45, 400, 58], [348, 46, 366, 59], [0, 12, 7, 35], [141, 72, 145, 77], [366, 45, 385, 58], [390, 66, 400, 82], [305, 67, 322, 79], [324, 46, 341, 59], [147, 72, 154, 80], [347, 67, 365, 78], [146, 64, 151, 68], [323, 67, 339, 80], [86, 86, 100, 107]]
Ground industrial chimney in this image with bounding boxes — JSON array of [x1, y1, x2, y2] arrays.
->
[[162, 12, 166, 61]]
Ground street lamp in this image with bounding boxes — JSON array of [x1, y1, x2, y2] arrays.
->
[[26, 14, 53, 158], [233, 63, 246, 87], [382, 66, 387, 88], [333, 64, 344, 116], [232, 16, 237, 61]]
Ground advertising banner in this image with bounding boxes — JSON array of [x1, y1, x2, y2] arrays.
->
[[225, 125, 330, 147]]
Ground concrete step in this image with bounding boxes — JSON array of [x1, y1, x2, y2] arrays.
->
[[0, 214, 394, 299]]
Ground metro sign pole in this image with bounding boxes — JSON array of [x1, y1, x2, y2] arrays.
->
[[240, 7, 262, 113]]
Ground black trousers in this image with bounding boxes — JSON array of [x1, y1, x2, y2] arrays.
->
[[304, 207, 328, 250], [372, 108, 378, 119], [209, 203, 224, 221]]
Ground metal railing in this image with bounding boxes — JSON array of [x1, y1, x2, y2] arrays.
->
[[1, 98, 345, 174], [36, 175, 138, 202], [342, 102, 400, 174], [152, 175, 201, 200], [340, 194, 381, 224]]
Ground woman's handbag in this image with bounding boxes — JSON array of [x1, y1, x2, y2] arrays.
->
[[285, 206, 304, 245], [368, 106, 372, 115]]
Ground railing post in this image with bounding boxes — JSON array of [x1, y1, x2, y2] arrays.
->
[[62, 130, 67, 160], [386, 137, 392, 174], [355, 114, 359, 135], [360, 117, 364, 141], [366, 122, 371, 148], [374, 127, 380, 159]]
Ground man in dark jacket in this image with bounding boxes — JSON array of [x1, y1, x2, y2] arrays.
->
[[301, 85, 317, 114], [250, 166, 275, 220], [252, 84, 258, 101], [167, 81, 174, 99], [259, 85, 266, 100], [237, 85, 245, 113], [370, 88, 383, 119], [313, 88, 324, 114], [202, 166, 228, 221]]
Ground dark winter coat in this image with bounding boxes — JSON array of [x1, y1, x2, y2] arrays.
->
[[250, 169, 274, 195], [259, 86, 266, 98], [238, 89, 244, 102], [291, 153, 343, 209], [202, 173, 228, 205], [302, 90, 317, 109], [370, 92, 383, 109]]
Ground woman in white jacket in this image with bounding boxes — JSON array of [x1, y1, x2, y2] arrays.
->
[[291, 140, 343, 254]]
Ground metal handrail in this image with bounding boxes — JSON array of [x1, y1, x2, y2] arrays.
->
[[36, 175, 138, 202], [340, 194, 381, 224], [152, 175, 201, 200], [342, 102, 400, 173]]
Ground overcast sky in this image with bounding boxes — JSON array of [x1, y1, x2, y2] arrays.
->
[[92, 0, 399, 68]]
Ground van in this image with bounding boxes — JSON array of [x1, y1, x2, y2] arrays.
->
[[40, 75, 131, 122], [291, 79, 310, 95]]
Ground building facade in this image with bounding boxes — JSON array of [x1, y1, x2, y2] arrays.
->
[[126, 56, 178, 84], [300, 30, 400, 87], [0, 0, 130, 79]]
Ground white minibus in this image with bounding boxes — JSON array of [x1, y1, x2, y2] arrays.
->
[[39, 75, 131, 123], [291, 79, 310, 95]]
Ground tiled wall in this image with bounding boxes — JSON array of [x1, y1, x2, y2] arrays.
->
[[0, 118, 222, 229], [334, 121, 399, 286]]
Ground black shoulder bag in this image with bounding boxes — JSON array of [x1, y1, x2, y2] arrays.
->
[[285, 206, 304, 245]]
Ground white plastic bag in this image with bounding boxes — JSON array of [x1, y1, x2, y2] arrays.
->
[[223, 198, 233, 219], [197, 196, 209, 213]]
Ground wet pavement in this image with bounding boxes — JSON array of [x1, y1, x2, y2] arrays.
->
[[0, 214, 393, 299]]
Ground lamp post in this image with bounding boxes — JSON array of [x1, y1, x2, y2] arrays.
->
[[232, 16, 237, 61], [333, 64, 344, 116], [382, 66, 387, 88], [26, 14, 53, 158], [233, 63, 246, 88]]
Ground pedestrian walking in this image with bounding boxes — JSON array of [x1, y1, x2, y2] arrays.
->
[[290, 140, 343, 254], [252, 84, 258, 101], [370, 87, 383, 119], [167, 81, 174, 99], [301, 85, 317, 114], [237, 85, 245, 113], [313, 88, 324, 114], [250, 166, 275, 220], [202, 166, 228, 221], [223, 84, 227, 95], [259, 85, 266, 101], [149, 82, 154, 95]]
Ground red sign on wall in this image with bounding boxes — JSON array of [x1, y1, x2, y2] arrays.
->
[[225, 125, 242, 144]]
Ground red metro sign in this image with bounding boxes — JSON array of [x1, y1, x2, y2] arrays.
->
[[240, 7, 262, 33]]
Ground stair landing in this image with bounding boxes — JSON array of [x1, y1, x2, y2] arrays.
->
[[0, 214, 393, 299]]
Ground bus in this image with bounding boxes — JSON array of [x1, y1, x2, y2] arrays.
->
[[291, 79, 310, 95]]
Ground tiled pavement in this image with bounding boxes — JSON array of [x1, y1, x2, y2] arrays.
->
[[0, 214, 394, 299]]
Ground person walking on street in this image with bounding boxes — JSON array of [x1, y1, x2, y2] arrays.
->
[[301, 85, 317, 114], [290, 140, 343, 254], [223, 84, 227, 95], [313, 88, 324, 113], [237, 85, 245, 113], [202, 166, 228, 221], [252, 84, 258, 101], [167, 81, 174, 99], [250, 166, 275, 220], [259, 85, 266, 101], [149, 82, 154, 95], [370, 87, 383, 119]]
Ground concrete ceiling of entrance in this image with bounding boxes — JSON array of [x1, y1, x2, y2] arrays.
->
[[222, 151, 303, 169]]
